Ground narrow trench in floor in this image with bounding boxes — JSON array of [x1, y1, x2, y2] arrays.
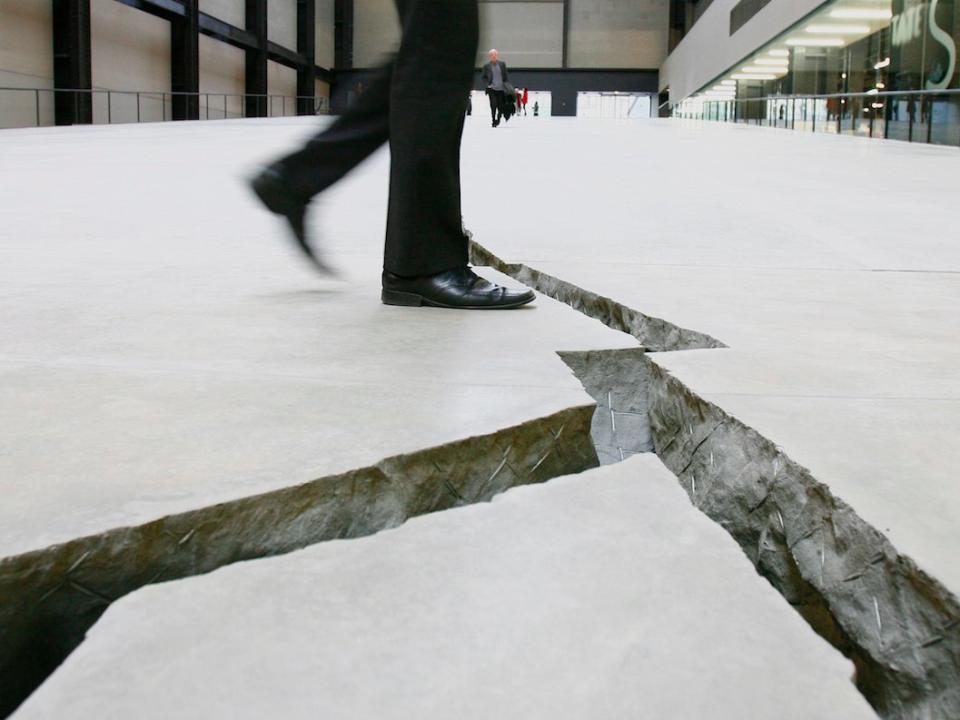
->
[[471, 241, 960, 720], [3, 248, 958, 719]]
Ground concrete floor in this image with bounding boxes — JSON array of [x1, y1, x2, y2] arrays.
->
[[459, 117, 960, 598], [2, 114, 957, 716], [11, 457, 874, 720], [0, 120, 636, 558]]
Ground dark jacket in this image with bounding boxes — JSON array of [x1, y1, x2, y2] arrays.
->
[[482, 61, 509, 90]]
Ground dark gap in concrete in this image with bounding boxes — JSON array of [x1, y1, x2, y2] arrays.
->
[[470, 241, 725, 352], [557, 348, 654, 464], [0, 405, 598, 718], [472, 240, 960, 720]]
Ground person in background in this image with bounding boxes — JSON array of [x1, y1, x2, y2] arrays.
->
[[515, 87, 523, 115], [249, 2, 534, 310], [482, 49, 509, 128], [522, 88, 529, 116]]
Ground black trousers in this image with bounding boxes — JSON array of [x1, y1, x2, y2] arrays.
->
[[274, 0, 479, 277], [487, 89, 505, 123]]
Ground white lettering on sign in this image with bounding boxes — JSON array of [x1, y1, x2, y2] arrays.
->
[[891, 3, 927, 47], [927, 0, 957, 89], [891, 1, 957, 89]]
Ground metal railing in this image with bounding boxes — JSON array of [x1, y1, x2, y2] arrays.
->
[[0, 87, 330, 130], [674, 88, 960, 147]]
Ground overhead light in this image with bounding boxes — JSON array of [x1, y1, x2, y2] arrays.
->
[[754, 58, 790, 65], [866, 88, 879, 95], [806, 24, 870, 34], [874, 57, 891, 69], [721, 80, 737, 86], [731, 73, 777, 80], [768, 49, 790, 57], [876, 82, 885, 89], [786, 37, 845, 46], [871, 102, 885, 109], [741, 65, 787, 75], [830, 8, 892, 20]]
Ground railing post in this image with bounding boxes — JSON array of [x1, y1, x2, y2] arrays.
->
[[35, 89, 41, 127], [107, 91, 111, 124], [137, 92, 141, 123], [908, 95, 914, 141]]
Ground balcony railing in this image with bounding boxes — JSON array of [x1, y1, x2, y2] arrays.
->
[[0, 88, 330, 130], [674, 89, 960, 147]]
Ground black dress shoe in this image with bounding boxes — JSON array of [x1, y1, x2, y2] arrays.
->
[[382, 267, 535, 309], [249, 167, 335, 274]]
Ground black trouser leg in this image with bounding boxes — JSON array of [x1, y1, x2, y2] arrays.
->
[[273, 65, 392, 200], [487, 90, 498, 123], [384, 0, 479, 277]]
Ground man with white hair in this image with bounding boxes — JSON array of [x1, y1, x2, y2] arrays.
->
[[482, 49, 510, 127]]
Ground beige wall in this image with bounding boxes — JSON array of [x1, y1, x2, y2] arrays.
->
[[199, 0, 245, 29], [0, 0, 373, 128], [316, 0, 335, 68], [0, 0, 55, 128], [660, 0, 824, 101], [91, 0, 171, 123], [353, 0, 400, 67], [267, 59, 297, 115], [478, 1, 564, 68], [199, 34, 245, 119], [268, 0, 297, 48], [567, 0, 669, 68]]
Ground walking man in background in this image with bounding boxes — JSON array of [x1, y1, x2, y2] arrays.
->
[[482, 49, 509, 128], [250, 2, 534, 310]]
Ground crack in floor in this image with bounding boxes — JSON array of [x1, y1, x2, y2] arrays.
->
[[470, 239, 960, 720], [5, 241, 959, 719], [0, 405, 598, 717]]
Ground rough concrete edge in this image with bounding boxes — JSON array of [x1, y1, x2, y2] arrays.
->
[[556, 348, 655, 462], [648, 357, 960, 720], [0, 403, 597, 718], [469, 240, 726, 352], [470, 239, 960, 718]]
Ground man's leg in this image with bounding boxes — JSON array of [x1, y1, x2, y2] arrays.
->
[[270, 65, 393, 201], [250, 64, 393, 270], [487, 89, 498, 125], [383, 0, 478, 277]]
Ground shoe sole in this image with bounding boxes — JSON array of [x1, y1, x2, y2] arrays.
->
[[381, 289, 534, 310]]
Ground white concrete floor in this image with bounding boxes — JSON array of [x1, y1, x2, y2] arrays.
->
[[11, 457, 875, 720], [2, 113, 955, 715], [0, 118, 636, 558], [458, 116, 960, 598]]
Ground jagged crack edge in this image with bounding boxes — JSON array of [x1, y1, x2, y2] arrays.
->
[[472, 239, 960, 719]]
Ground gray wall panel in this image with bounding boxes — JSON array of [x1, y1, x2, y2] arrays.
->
[[478, 1, 564, 68], [567, 0, 669, 68]]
